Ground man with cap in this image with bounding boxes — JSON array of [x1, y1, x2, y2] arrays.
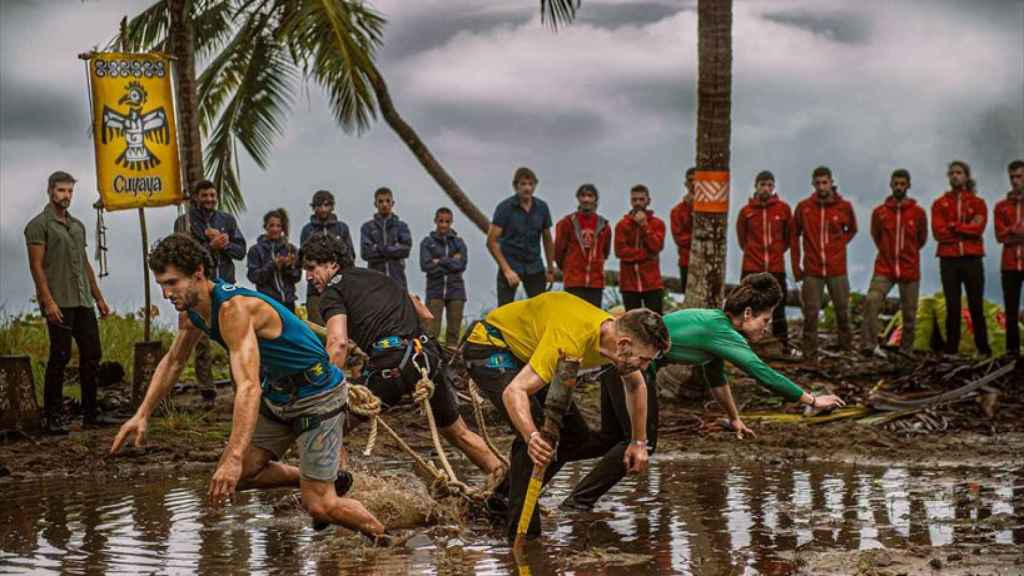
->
[[25, 171, 112, 434], [862, 169, 928, 357], [737, 170, 793, 354], [300, 190, 355, 325], [554, 183, 612, 308]]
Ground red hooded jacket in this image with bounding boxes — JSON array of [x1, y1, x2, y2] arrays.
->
[[790, 191, 857, 278], [870, 196, 928, 282], [931, 189, 987, 258], [994, 191, 1024, 272], [614, 210, 666, 292], [554, 211, 612, 288], [737, 194, 792, 274], [669, 198, 693, 268]]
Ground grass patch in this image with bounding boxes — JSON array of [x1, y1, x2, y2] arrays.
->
[[0, 306, 229, 406]]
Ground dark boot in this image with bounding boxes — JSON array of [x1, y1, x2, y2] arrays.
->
[[44, 413, 69, 435]]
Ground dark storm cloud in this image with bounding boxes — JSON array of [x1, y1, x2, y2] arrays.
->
[[380, 10, 531, 60], [966, 102, 1024, 184], [761, 9, 872, 45], [0, 82, 89, 143], [415, 101, 606, 144], [616, 76, 697, 119], [576, 2, 692, 29]]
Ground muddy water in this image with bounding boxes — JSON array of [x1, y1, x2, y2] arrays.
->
[[1, 456, 1021, 575]]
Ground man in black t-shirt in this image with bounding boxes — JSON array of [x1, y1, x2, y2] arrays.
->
[[299, 234, 502, 477]]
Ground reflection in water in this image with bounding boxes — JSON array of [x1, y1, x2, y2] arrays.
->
[[0, 457, 1020, 575]]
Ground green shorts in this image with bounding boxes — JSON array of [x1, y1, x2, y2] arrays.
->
[[252, 409, 344, 482]]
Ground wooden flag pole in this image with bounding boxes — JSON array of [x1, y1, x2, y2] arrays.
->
[[117, 17, 152, 342]]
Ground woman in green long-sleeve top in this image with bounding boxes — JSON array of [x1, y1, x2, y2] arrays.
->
[[664, 272, 846, 438]]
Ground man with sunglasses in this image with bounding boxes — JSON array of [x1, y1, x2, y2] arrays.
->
[[463, 292, 668, 541], [300, 190, 355, 325]]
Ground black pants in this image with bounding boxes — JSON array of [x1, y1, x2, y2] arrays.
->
[[1003, 271, 1024, 356], [465, 343, 611, 541], [622, 289, 664, 315], [678, 266, 689, 294], [497, 271, 547, 306], [563, 366, 659, 509], [742, 271, 789, 344], [565, 286, 603, 308], [45, 306, 101, 418], [939, 256, 991, 355]]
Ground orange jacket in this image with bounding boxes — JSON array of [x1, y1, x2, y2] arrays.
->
[[669, 198, 694, 267], [870, 196, 928, 282], [994, 191, 1024, 272], [931, 189, 987, 258], [614, 210, 666, 292], [790, 191, 857, 278], [737, 194, 791, 274]]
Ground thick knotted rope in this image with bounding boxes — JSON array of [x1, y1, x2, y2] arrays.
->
[[347, 384, 381, 456]]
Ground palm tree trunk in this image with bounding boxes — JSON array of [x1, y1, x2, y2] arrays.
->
[[684, 0, 732, 309], [368, 70, 491, 235], [168, 0, 203, 190]]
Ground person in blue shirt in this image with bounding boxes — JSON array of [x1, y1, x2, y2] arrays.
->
[[299, 190, 355, 325], [173, 180, 246, 403], [247, 208, 301, 312], [419, 207, 468, 345], [110, 234, 389, 543], [487, 167, 555, 305], [360, 187, 412, 289]]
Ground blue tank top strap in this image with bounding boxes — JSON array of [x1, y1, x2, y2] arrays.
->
[[186, 281, 343, 406]]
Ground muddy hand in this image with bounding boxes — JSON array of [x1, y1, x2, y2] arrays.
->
[[110, 415, 147, 454], [814, 394, 846, 410], [208, 457, 243, 507], [730, 418, 757, 440], [527, 432, 554, 467], [623, 443, 648, 474]]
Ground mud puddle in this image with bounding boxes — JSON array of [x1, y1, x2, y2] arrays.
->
[[1, 455, 1021, 575]]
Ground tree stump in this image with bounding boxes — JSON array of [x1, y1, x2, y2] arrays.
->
[[0, 355, 40, 433], [132, 342, 163, 408]]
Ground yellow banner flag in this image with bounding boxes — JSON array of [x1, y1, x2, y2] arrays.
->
[[89, 52, 182, 211]]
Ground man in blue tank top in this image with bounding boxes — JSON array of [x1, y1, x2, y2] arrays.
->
[[110, 234, 387, 540]]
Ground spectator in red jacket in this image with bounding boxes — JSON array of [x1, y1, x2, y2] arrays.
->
[[737, 170, 793, 352], [555, 183, 612, 308], [994, 159, 1024, 357], [615, 185, 667, 314], [861, 170, 928, 357], [670, 167, 696, 294], [931, 160, 991, 356], [791, 166, 858, 362]]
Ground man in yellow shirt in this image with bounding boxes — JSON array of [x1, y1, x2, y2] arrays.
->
[[464, 292, 668, 541]]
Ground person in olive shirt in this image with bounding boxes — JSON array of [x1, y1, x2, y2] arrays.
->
[[663, 273, 846, 439], [25, 171, 112, 434]]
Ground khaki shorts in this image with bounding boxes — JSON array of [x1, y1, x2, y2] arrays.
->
[[252, 409, 344, 482]]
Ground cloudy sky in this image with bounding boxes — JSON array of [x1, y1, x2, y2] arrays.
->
[[2, 0, 1022, 324]]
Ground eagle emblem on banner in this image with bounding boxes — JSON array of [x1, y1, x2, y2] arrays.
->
[[101, 81, 170, 170]]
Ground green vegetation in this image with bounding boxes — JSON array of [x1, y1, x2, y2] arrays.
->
[[0, 307, 228, 405]]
